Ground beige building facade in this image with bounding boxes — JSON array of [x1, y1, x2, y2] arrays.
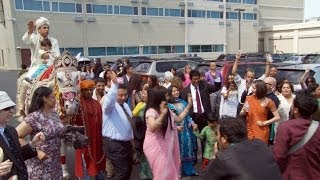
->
[[0, 0, 304, 69], [259, 21, 320, 54]]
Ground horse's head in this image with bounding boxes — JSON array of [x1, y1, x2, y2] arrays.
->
[[54, 51, 80, 117]]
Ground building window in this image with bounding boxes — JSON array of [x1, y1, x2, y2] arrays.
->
[[88, 47, 106, 56], [172, 46, 185, 53], [65, 48, 84, 56], [43, 1, 50, 11], [76, 4, 82, 13], [52, 2, 58, 11], [243, 0, 257, 4], [159, 8, 164, 16], [86, 4, 92, 13], [165, 8, 183, 17], [143, 46, 157, 54], [142, 7, 163, 16], [213, 44, 224, 52], [52, 2, 82, 13], [158, 46, 171, 54], [86, 4, 111, 14], [114, 6, 119, 14], [15, 0, 81, 12], [23, 0, 43, 11], [114, 6, 138, 15], [142, 7, 146, 15], [243, 13, 257, 20], [93, 5, 107, 14], [189, 45, 201, 53], [226, 12, 239, 19], [108, 6, 113, 14], [201, 45, 213, 52], [226, 0, 241, 3], [60, 3, 76, 13], [107, 47, 124, 55], [207, 11, 223, 19], [147, 8, 159, 16], [188, 10, 206, 18], [15, 0, 23, 10], [124, 47, 139, 55]]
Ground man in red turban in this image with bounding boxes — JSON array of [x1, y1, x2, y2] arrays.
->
[[74, 80, 106, 179]]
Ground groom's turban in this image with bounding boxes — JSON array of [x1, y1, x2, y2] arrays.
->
[[35, 17, 50, 30]]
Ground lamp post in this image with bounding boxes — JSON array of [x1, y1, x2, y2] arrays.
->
[[234, 8, 245, 51]]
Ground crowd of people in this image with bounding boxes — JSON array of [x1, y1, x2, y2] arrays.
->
[[0, 16, 319, 180]]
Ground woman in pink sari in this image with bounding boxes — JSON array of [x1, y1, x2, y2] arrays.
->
[[143, 86, 192, 180]]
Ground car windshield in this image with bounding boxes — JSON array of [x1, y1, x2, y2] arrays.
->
[[155, 61, 197, 73], [277, 70, 306, 84], [134, 62, 152, 73], [309, 56, 320, 64], [228, 64, 268, 79]]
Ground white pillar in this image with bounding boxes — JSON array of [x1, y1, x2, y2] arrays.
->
[[293, 29, 299, 54], [264, 32, 269, 52]]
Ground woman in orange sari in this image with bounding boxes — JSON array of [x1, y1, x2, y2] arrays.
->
[[240, 80, 280, 144]]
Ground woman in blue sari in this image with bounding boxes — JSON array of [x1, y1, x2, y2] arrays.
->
[[167, 85, 198, 176]]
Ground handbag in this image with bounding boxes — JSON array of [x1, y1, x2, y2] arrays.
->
[[288, 120, 319, 154]]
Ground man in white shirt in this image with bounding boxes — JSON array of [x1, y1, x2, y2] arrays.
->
[[101, 71, 134, 180]]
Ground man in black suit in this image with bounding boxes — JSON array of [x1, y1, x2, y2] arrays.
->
[[180, 70, 221, 163], [201, 117, 282, 180], [180, 70, 221, 131], [0, 91, 44, 179], [121, 64, 134, 88]]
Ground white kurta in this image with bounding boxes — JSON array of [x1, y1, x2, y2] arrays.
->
[[22, 32, 60, 78]]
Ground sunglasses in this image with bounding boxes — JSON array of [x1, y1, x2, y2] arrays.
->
[[2, 106, 15, 111]]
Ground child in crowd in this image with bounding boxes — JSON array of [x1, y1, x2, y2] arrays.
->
[[25, 38, 54, 82], [193, 112, 218, 170]]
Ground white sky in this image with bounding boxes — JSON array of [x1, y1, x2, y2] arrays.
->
[[305, 0, 320, 19]]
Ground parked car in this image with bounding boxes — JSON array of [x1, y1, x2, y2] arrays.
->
[[216, 54, 246, 61], [134, 59, 198, 82], [194, 61, 223, 74], [281, 55, 304, 64], [302, 54, 320, 64], [308, 55, 320, 64], [110, 57, 151, 71], [277, 64, 320, 91], [220, 60, 279, 83]]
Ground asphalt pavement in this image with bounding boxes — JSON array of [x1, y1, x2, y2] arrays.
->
[[0, 70, 202, 180]]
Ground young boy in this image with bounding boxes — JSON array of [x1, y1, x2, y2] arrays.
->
[[193, 112, 218, 170], [25, 38, 54, 83]]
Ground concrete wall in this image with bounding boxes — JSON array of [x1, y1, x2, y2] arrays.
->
[[258, 0, 304, 27], [0, 0, 21, 69], [259, 21, 320, 54]]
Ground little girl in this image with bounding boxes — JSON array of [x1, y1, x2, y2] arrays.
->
[[25, 38, 54, 82]]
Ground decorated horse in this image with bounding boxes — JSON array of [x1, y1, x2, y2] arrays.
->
[[16, 51, 81, 179]]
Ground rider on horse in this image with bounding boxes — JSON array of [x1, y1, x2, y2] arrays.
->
[[16, 17, 60, 117]]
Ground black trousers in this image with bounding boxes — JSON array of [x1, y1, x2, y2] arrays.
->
[[103, 137, 133, 180]]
